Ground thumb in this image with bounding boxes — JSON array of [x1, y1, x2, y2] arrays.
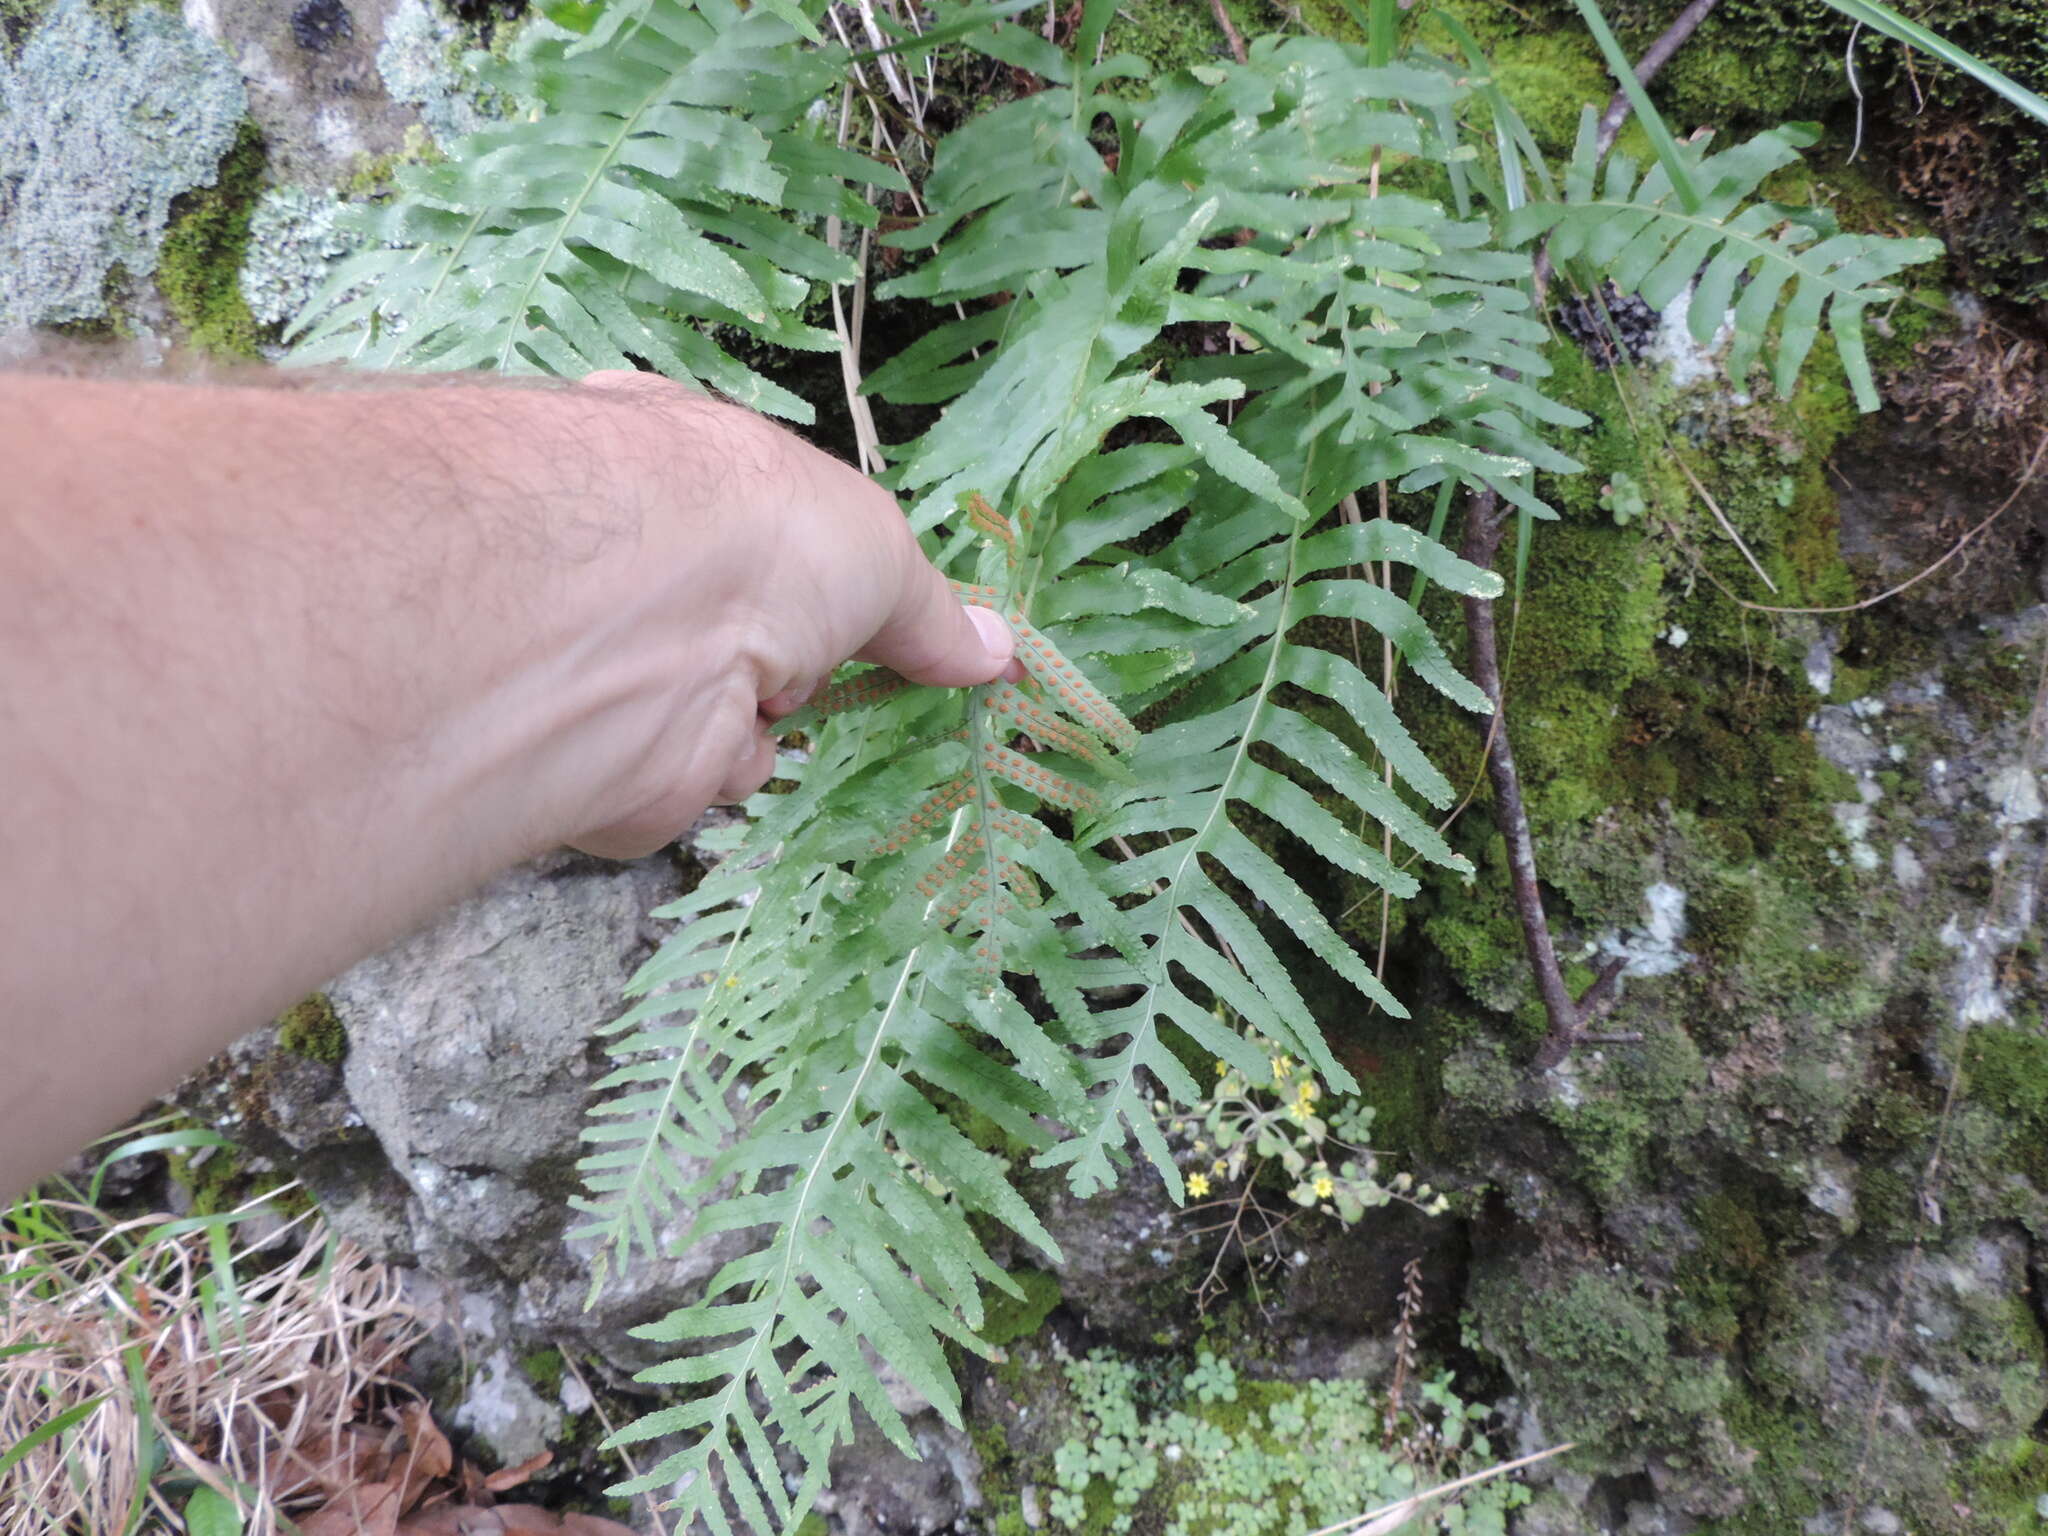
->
[[859, 568, 1021, 688]]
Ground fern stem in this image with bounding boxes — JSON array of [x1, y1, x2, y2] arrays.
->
[[494, 73, 672, 372]]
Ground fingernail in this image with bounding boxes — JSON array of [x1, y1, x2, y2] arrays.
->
[[967, 604, 1013, 666], [790, 680, 818, 708]]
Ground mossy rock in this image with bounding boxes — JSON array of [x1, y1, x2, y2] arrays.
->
[[157, 118, 268, 358], [276, 992, 348, 1064], [519, 1347, 565, 1397], [1469, 1264, 1729, 1454], [983, 1266, 1064, 1348]]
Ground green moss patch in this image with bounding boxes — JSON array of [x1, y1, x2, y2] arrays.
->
[[983, 1267, 1063, 1347], [276, 993, 348, 1064], [157, 118, 267, 358], [519, 1347, 565, 1397], [1471, 1267, 1728, 1454]]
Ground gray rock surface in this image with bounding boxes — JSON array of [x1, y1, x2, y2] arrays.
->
[[179, 850, 758, 1381], [330, 850, 677, 1269], [812, 1416, 983, 1536], [180, 0, 420, 183], [1020, 1172, 1196, 1343]]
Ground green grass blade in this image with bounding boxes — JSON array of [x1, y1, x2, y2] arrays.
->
[[1406, 475, 1460, 610], [1368, 0, 1396, 67], [1817, 0, 2048, 127], [1569, 0, 1701, 211], [87, 1129, 231, 1206], [0, 1396, 106, 1482], [121, 1344, 158, 1536], [1424, 7, 1555, 205]]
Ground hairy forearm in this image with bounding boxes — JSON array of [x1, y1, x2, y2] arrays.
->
[[0, 372, 752, 1190]]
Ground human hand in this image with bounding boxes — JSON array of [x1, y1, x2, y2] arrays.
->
[[557, 373, 1022, 858]]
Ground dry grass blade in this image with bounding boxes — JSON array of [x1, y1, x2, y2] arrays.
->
[[1, 1190, 425, 1535], [1673, 451, 1779, 594], [1302, 1443, 1575, 1536]]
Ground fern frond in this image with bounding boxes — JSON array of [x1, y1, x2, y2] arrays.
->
[[1040, 503, 1502, 1198], [605, 941, 1061, 1533], [1505, 112, 1942, 411], [562, 15, 1945, 1530], [289, 0, 891, 419]]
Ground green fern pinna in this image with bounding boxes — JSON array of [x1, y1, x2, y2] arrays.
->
[[293, 0, 1942, 1525]]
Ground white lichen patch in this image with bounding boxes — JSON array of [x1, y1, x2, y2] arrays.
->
[[377, 0, 518, 149], [1598, 881, 1692, 979], [0, 0, 246, 327], [240, 184, 365, 328], [455, 1348, 563, 1466], [1650, 285, 1735, 391], [1834, 801, 1883, 872], [1986, 763, 2044, 828], [1804, 637, 1835, 697], [1941, 914, 2015, 1026]]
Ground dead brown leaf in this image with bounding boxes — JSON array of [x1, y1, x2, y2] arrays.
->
[[394, 1403, 456, 1508], [482, 1450, 552, 1492], [393, 1507, 638, 1536], [297, 1479, 403, 1536], [394, 1509, 491, 1535], [560, 1516, 639, 1535], [495, 1506, 637, 1534], [267, 1422, 393, 1502]]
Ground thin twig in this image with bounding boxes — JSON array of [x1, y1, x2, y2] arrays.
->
[[1708, 428, 2048, 616], [1302, 1443, 1577, 1536], [1478, 0, 1728, 1058], [1209, 0, 1248, 65], [1592, 0, 1723, 160], [1460, 494, 1637, 1070], [555, 1344, 668, 1535], [826, 81, 884, 475]]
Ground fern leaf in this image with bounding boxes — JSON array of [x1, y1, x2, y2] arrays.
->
[[290, 0, 886, 419], [1506, 113, 1942, 410]]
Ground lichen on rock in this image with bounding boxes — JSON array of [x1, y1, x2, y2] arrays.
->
[[375, 0, 509, 150], [239, 181, 365, 329], [0, 0, 245, 329]]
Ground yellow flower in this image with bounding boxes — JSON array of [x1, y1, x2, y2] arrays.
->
[[1287, 1101, 1313, 1125], [1214, 1058, 1229, 1075], [1313, 1174, 1336, 1200], [1270, 1054, 1294, 1083], [1187, 1172, 1212, 1199], [1211, 1158, 1228, 1177], [1296, 1079, 1319, 1103]]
